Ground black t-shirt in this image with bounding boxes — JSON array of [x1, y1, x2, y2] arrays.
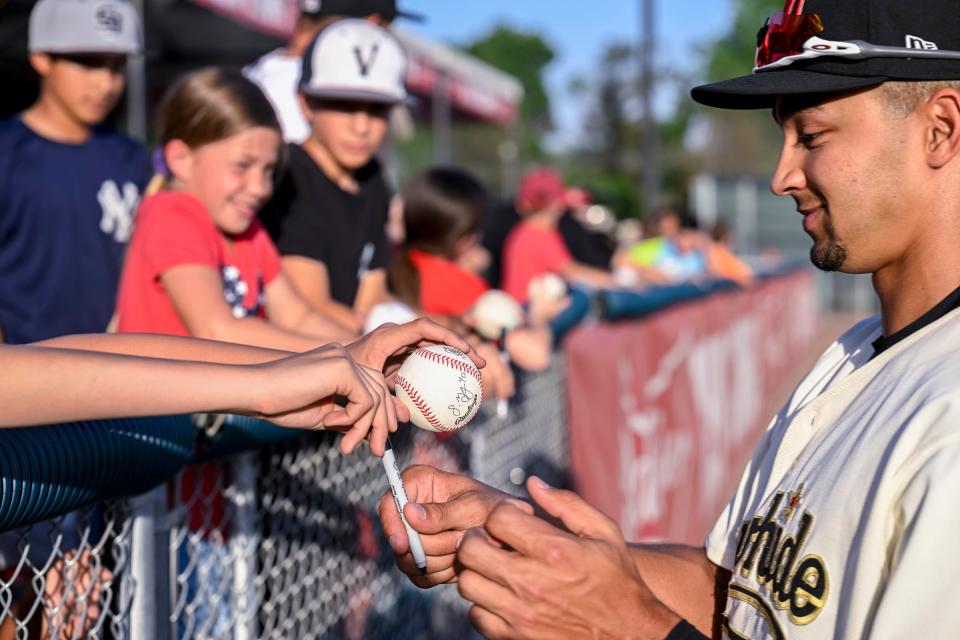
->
[[480, 200, 521, 288], [558, 211, 615, 269], [260, 144, 391, 306]]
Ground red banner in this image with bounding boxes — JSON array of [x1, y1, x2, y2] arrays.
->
[[566, 271, 818, 544]]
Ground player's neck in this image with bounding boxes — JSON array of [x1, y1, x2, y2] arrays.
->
[[874, 250, 960, 337], [21, 95, 94, 144], [302, 138, 359, 194]]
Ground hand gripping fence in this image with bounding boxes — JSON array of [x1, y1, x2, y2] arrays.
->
[[0, 360, 569, 639]]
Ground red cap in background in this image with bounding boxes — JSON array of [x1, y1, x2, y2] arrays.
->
[[564, 187, 591, 208], [516, 168, 567, 214]]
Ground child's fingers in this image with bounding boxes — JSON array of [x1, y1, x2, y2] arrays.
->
[[340, 382, 379, 454], [322, 359, 376, 451], [392, 395, 410, 423], [360, 366, 392, 456]]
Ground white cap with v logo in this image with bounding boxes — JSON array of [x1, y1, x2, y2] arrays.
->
[[299, 18, 408, 104]]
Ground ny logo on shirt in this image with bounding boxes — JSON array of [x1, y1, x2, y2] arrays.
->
[[353, 44, 380, 77], [97, 180, 140, 242]]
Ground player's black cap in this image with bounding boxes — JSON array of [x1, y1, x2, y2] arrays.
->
[[299, 0, 423, 23], [692, 0, 960, 110]]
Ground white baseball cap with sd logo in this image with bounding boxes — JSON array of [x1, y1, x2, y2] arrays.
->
[[29, 0, 142, 55]]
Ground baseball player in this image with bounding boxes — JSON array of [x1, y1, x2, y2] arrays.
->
[[377, 1, 960, 638]]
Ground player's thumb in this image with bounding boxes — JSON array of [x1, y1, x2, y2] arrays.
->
[[405, 494, 531, 534], [527, 476, 622, 542]]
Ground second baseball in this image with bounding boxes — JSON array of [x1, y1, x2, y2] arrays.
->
[[394, 345, 483, 432]]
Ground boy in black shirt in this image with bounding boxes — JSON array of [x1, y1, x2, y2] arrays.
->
[[260, 19, 407, 333]]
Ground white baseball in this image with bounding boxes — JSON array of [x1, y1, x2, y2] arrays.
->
[[528, 273, 567, 303], [394, 345, 484, 432], [469, 289, 524, 340]]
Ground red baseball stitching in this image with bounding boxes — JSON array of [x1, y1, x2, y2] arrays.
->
[[396, 375, 450, 432], [417, 349, 483, 389]]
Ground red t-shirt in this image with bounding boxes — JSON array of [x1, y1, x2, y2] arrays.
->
[[117, 191, 282, 535], [117, 191, 282, 335], [502, 221, 572, 302], [408, 249, 489, 316]]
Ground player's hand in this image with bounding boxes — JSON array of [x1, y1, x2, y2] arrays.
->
[[249, 345, 399, 456], [457, 477, 680, 640], [376, 465, 532, 588], [345, 318, 486, 384]]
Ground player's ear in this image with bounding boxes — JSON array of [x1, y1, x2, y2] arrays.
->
[[164, 139, 194, 183], [28, 52, 53, 78], [925, 87, 960, 169]]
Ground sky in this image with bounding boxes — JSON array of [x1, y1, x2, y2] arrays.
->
[[402, 0, 736, 149]]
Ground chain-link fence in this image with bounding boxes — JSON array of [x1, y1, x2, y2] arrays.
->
[[0, 358, 567, 639]]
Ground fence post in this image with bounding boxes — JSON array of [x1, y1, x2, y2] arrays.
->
[[230, 452, 259, 640], [130, 485, 171, 640]]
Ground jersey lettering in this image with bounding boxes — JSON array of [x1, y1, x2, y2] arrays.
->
[[727, 488, 830, 636]]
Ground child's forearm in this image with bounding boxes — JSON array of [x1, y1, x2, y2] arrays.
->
[[199, 316, 331, 354], [312, 298, 363, 333], [0, 346, 257, 427], [34, 333, 292, 364], [296, 311, 358, 343]]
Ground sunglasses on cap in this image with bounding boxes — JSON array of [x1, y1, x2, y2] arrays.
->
[[754, 11, 960, 72]]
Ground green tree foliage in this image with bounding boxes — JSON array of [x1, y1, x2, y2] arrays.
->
[[466, 24, 556, 156], [393, 24, 555, 194], [565, 40, 697, 218], [707, 0, 784, 81], [695, 0, 786, 174]]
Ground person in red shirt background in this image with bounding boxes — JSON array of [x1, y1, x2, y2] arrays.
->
[[388, 168, 566, 398], [502, 168, 614, 303]]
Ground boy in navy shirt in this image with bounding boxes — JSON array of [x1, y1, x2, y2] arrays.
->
[[0, 0, 149, 344]]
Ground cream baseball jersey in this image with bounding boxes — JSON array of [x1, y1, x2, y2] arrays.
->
[[706, 309, 960, 639]]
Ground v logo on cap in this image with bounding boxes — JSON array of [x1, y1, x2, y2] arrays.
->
[[353, 44, 380, 77], [299, 19, 407, 104]]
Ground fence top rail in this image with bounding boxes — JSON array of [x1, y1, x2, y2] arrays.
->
[[0, 269, 808, 532]]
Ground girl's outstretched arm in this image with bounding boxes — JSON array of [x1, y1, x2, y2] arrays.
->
[[0, 342, 396, 454], [35, 332, 290, 364]]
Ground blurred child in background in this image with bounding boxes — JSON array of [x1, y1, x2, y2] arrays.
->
[[260, 20, 405, 333], [625, 210, 752, 286], [388, 168, 565, 401], [0, 0, 148, 345], [502, 168, 615, 303], [116, 68, 353, 350]]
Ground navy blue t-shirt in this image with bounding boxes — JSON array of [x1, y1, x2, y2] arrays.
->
[[0, 117, 150, 344]]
